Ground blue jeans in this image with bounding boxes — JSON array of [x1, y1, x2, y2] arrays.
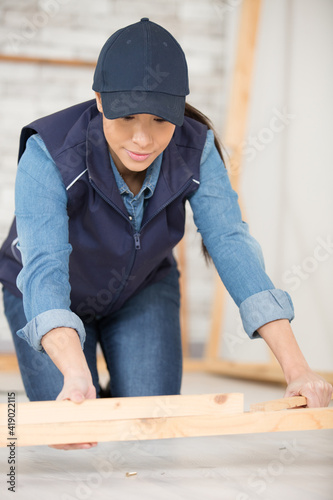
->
[[2, 267, 182, 401]]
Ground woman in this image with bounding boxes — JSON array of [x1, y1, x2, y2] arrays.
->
[[0, 18, 331, 450]]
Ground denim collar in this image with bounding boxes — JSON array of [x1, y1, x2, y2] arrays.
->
[[109, 152, 163, 200]]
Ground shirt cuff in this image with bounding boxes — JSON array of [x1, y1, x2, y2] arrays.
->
[[239, 289, 295, 339], [16, 309, 86, 354]]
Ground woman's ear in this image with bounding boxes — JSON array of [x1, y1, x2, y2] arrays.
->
[[95, 92, 103, 113]]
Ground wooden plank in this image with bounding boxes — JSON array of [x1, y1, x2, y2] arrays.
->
[[205, 276, 227, 360], [206, 359, 287, 384], [0, 393, 243, 425], [177, 238, 190, 358], [224, 0, 263, 191], [205, 359, 333, 386], [96, 353, 107, 373], [183, 358, 207, 372], [250, 394, 333, 412], [0, 352, 108, 373], [0, 53, 95, 67], [0, 353, 205, 373], [1, 407, 332, 447], [0, 353, 19, 372], [251, 396, 307, 412], [205, 0, 262, 360]]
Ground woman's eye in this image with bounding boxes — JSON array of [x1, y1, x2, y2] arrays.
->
[[121, 116, 166, 123]]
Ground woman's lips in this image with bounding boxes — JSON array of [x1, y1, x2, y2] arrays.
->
[[125, 149, 152, 162]]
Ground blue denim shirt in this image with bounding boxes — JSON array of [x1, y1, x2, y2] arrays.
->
[[14, 130, 294, 353], [109, 151, 162, 232]]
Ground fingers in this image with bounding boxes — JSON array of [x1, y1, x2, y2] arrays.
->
[[284, 378, 333, 408], [304, 380, 332, 407], [67, 390, 85, 403], [50, 378, 99, 450], [56, 375, 96, 403]]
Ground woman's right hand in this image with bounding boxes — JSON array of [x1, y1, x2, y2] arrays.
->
[[40, 327, 98, 450], [49, 374, 98, 451]]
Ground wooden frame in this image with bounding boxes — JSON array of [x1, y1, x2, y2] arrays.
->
[[204, 0, 263, 362], [0, 53, 96, 67], [1, 393, 332, 447], [186, 0, 333, 385]]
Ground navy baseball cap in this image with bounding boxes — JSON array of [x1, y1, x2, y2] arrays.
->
[[92, 18, 189, 126]]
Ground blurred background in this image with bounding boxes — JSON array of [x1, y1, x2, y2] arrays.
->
[[0, 0, 332, 376]]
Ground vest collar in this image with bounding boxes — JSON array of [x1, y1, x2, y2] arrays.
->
[[86, 113, 128, 217]]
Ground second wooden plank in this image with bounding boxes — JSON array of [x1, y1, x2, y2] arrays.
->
[[1, 407, 332, 447], [251, 394, 333, 412]]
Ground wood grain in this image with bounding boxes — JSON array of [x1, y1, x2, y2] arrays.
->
[[0, 392, 243, 425], [250, 394, 333, 412], [1, 407, 332, 447]]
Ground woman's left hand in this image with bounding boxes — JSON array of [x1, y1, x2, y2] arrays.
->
[[284, 368, 333, 407]]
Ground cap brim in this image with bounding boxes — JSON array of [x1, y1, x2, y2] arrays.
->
[[100, 91, 185, 126]]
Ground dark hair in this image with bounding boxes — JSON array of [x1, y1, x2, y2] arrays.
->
[[184, 102, 227, 263]]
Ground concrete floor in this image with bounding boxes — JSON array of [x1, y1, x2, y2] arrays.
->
[[1, 371, 332, 500]]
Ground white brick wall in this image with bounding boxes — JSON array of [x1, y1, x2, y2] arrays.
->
[[0, 0, 233, 351]]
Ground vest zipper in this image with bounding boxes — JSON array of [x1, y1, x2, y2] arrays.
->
[[90, 176, 195, 243], [88, 176, 195, 313], [134, 233, 141, 250], [88, 178, 140, 311]]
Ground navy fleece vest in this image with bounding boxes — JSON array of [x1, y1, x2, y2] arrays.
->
[[0, 100, 207, 320]]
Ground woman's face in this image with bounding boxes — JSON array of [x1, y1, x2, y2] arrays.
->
[[95, 92, 176, 175]]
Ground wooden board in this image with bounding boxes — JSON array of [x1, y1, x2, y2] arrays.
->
[[1, 408, 332, 448], [205, 0, 263, 360], [205, 359, 333, 385], [251, 394, 333, 412], [0, 53, 96, 67], [1, 392, 243, 423], [1, 393, 332, 447]]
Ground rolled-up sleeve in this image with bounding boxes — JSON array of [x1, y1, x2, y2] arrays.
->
[[14, 134, 86, 353], [189, 130, 294, 338], [239, 289, 294, 338], [17, 309, 86, 353]]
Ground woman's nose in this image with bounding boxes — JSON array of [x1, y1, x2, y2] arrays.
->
[[132, 126, 153, 149]]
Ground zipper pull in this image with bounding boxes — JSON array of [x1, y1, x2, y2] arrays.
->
[[134, 233, 141, 250]]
